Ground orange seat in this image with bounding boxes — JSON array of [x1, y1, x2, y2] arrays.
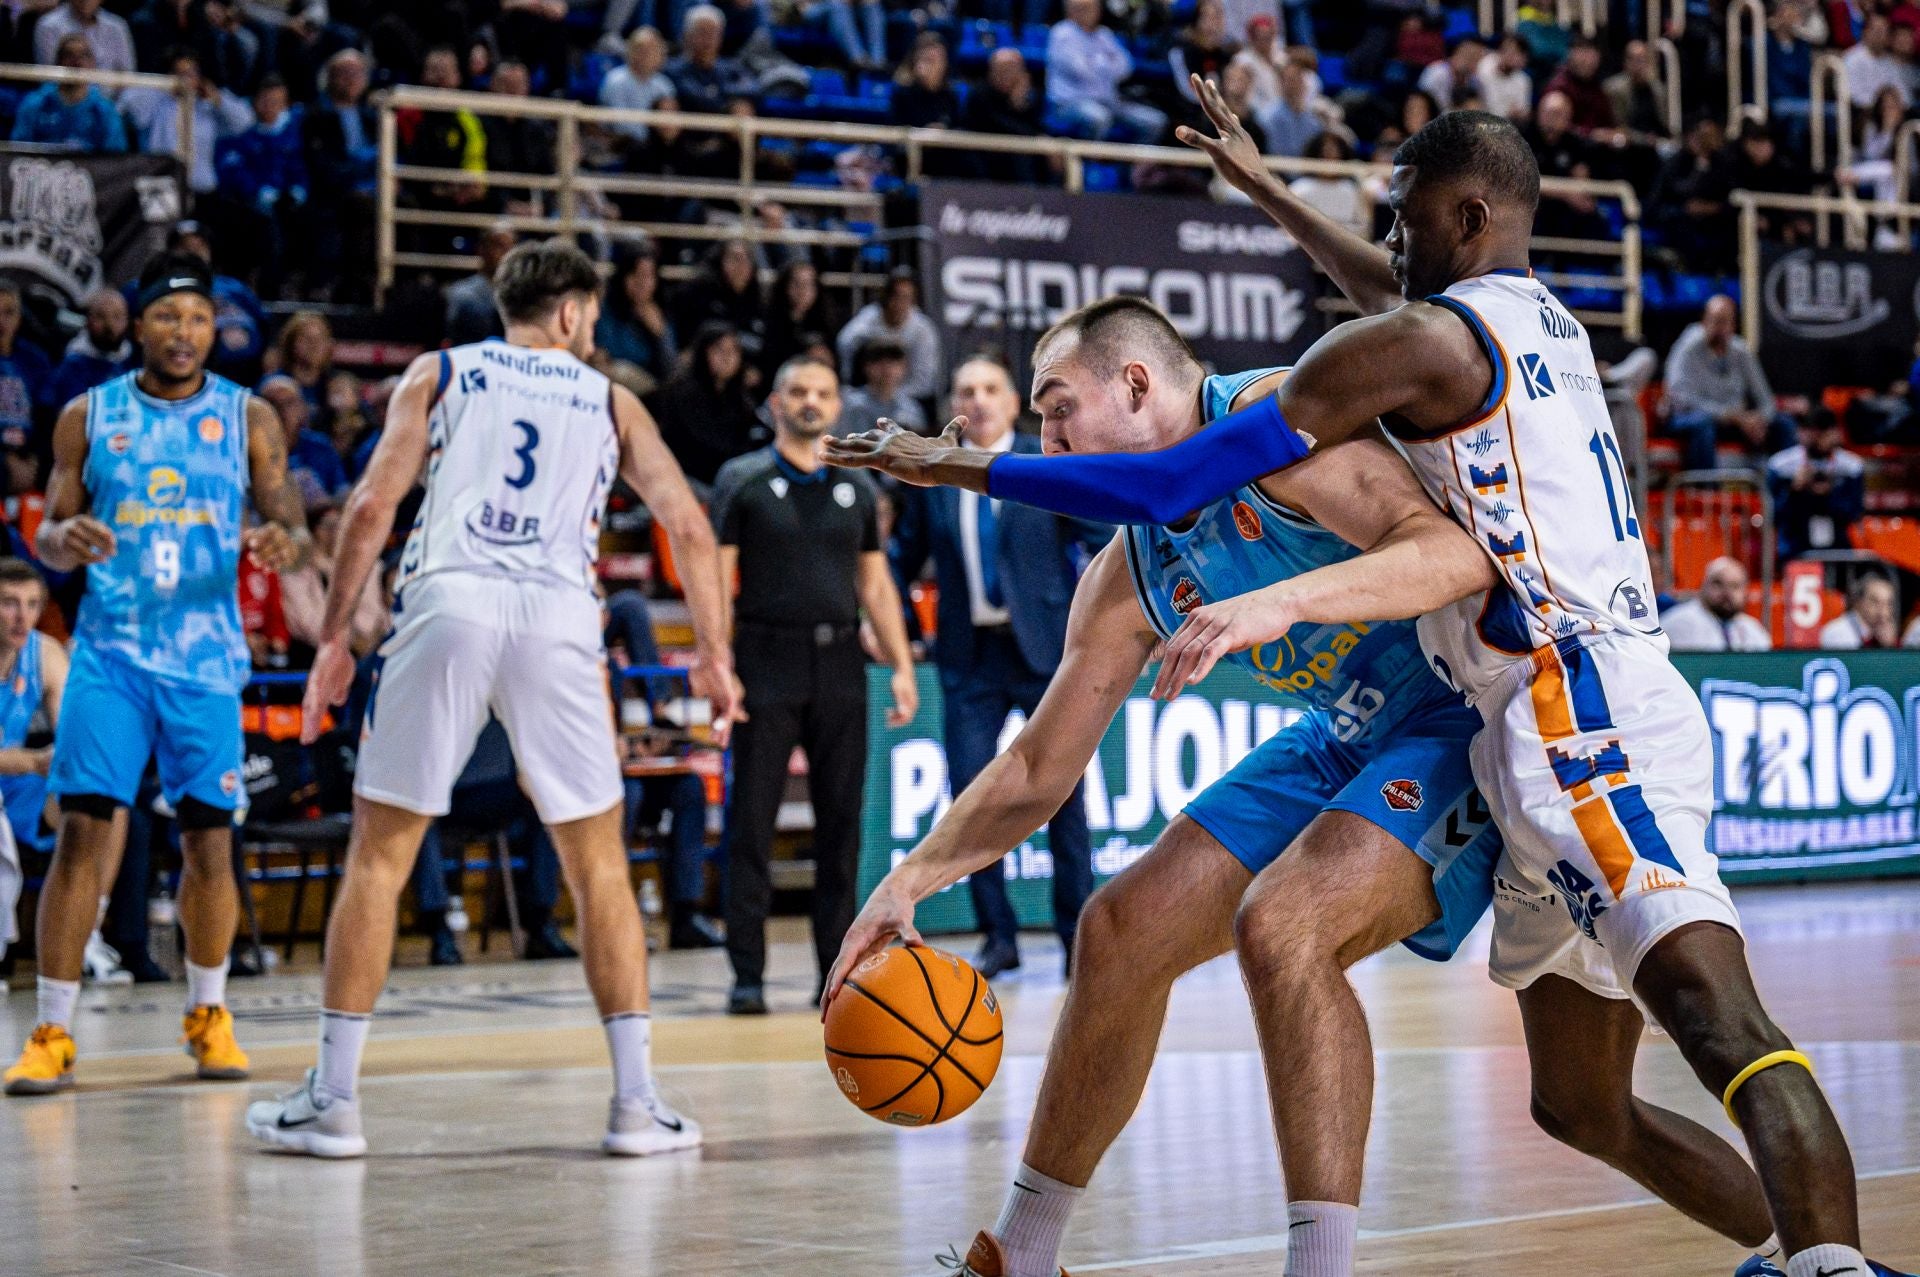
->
[[1853, 515, 1920, 576]]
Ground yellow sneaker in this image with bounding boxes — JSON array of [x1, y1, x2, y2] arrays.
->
[[4, 1024, 77, 1096], [182, 1005, 250, 1080]]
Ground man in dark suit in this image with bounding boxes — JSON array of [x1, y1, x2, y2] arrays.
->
[[890, 357, 1109, 977]]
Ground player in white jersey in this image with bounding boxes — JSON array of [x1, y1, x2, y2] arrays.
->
[[827, 93, 1910, 1277], [245, 240, 742, 1160]]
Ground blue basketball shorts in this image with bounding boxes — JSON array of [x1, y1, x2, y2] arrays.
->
[[1184, 692, 1502, 961], [49, 644, 244, 812]]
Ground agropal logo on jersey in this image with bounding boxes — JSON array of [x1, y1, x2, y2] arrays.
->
[[1762, 248, 1895, 340], [114, 466, 211, 529]]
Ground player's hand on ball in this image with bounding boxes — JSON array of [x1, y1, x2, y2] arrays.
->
[[1152, 589, 1296, 699], [59, 516, 116, 564], [300, 638, 356, 745], [821, 417, 976, 489], [887, 666, 919, 727], [1176, 74, 1271, 198], [822, 882, 923, 1014]]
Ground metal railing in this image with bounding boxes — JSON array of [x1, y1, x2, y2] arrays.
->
[[1735, 189, 1920, 349], [1661, 469, 1776, 628], [1647, 0, 1686, 41], [1728, 0, 1768, 128], [1890, 118, 1920, 212], [0, 65, 195, 166], [375, 86, 1644, 338], [1810, 52, 1854, 175], [1654, 37, 1684, 138]]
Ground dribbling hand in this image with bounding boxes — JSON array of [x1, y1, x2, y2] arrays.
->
[[821, 883, 922, 1015], [300, 638, 356, 745]]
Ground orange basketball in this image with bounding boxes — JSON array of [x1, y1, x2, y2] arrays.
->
[[824, 946, 1004, 1126]]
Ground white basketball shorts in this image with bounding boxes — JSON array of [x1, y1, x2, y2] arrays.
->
[[1473, 634, 1743, 1000], [354, 572, 622, 826]]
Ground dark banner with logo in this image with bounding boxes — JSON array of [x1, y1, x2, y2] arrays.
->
[[0, 148, 184, 311], [1756, 242, 1920, 395], [921, 180, 1325, 376], [858, 652, 1920, 935]]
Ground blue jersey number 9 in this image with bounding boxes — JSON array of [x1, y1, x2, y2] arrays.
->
[[154, 541, 180, 590], [506, 419, 540, 490]]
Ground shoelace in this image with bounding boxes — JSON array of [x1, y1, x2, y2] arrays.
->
[[933, 1246, 979, 1275], [28, 1024, 65, 1050]]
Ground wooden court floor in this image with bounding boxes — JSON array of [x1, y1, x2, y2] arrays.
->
[[3, 880, 1918, 1276]]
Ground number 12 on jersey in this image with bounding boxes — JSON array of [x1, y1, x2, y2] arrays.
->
[[1587, 429, 1640, 542]]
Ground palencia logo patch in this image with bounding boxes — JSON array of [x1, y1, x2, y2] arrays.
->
[[1171, 577, 1203, 615], [1379, 778, 1424, 812]]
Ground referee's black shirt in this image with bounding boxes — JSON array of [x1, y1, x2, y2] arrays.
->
[[710, 446, 880, 628]]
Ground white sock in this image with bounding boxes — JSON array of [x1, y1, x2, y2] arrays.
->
[[1284, 1201, 1360, 1277], [315, 1010, 371, 1102], [1786, 1245, 1869, 1277], [1758, 1234, 1782, 1259], [603, 1012, 654, 1103], [94, 896, 109, 929], [37, 976, 81, 1030], [184, 959, 228, 1010], [992, 1163, 1084, 1277]]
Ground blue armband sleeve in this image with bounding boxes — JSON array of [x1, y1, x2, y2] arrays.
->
[[985, 393, 1312, 524]]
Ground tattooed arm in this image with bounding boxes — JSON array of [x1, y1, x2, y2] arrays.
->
[[244, 394, 313, 572]]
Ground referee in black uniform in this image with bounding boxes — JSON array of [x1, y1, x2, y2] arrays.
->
[[711, 357, 918, 1015]]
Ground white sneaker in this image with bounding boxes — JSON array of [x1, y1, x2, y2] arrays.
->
[[246, 1069, 368, 1159], [602, 1091, 702, 1157], [82, 931, 133, 986]]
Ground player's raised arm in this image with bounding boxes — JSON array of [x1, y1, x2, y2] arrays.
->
[[823, 539, 1154, 1005], [242, 395, 314, 573], [610, 382, 741, 743], [35, 398, 116, 573], [822, 303, 1488, 526], [1176, 73, 1401, 317], [1151, 429, 1499, 696], [298, 352, 435, 743]]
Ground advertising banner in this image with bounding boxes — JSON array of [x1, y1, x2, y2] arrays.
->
[[859, 652, 1920, 934], [920, 180, 1325, 375], [1755, 241, 1920, 395], [0, 147, 183, 310]]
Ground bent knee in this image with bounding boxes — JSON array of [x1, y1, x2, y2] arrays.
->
[[1232, 880, 1332, 978], [1530, 1090, 1632, 1159]]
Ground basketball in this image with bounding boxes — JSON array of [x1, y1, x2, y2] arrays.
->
[[824, 946, 1004, 1127]]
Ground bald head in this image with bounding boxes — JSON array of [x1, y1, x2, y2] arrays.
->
[[1699, 557, 1749, 620], [1702, 295, 1737, 349]]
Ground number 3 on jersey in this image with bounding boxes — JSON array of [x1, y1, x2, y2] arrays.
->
[[506, 419, 540, 490]]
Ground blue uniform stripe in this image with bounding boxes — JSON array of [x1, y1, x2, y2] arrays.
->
[[1426, 295, 1506, 419], [1558, 640, 1615, 732], [432, 350, 453, 407], [1607, 784, 1687, 876]]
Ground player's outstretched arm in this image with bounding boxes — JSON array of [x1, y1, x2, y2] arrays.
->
[[35, 398, 116, 573], [829, 304, 1491, 526], [1176, 73, 1401, 317], [243, 396, 314, 572], [299, 353, 434, 743], [823, 540, 1154, 1006], [611, 383, 741, 743], [1151, 429, 1498, 694]]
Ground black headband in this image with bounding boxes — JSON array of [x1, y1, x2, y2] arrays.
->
[[136, 272, 213, 317]]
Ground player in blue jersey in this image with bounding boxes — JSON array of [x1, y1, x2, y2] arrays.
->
[[4, 254, 311, 1096], [820, 316, 1504, 1277]]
